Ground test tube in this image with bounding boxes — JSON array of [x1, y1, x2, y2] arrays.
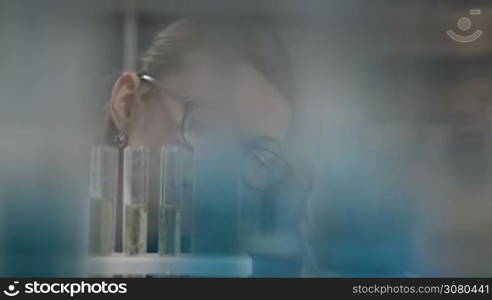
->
[[158, 146, 184, 255], [123, 146, 149, 255], [89, 146, 118, 256]]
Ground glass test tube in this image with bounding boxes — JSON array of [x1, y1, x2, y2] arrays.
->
[[123, 146, 149, 255], [158, 146, 184, 255], [89, 146, 118, 256]]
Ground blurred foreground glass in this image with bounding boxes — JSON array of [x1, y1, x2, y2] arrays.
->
[[304, 140, 415, 276], [123, 146, 149, 255], [191, 137, 241, 254], [89, 146, 118, 256], [0, 133, 86, 276]]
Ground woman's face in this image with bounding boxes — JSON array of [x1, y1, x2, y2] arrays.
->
[[111, 50, 292, 148]]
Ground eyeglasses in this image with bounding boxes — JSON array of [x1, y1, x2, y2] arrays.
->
[[138, 73, 293, 191]]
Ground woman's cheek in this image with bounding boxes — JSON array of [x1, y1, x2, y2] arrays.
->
[[129, 104, 173, 147]]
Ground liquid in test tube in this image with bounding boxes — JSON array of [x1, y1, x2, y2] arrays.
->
[[158, 146, 184, 255], [123, 146, 149, 255], [89, 146, 118, 256]]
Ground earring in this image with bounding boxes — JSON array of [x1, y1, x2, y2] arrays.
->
[[114, 129, 127, 148]]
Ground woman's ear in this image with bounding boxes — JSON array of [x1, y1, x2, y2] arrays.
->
[[110, 72, 141, 131]]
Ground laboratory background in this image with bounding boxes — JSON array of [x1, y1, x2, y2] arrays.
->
[[0, 0, 492, 277]]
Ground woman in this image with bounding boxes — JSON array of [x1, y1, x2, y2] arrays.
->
[[107, 18, 293, 148], [104, 18, 307, 273]]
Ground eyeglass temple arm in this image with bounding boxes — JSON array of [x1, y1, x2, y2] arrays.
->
[[138, 73, 191, 106], [138, 73, 160, 87]]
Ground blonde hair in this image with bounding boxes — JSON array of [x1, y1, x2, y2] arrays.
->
[[105, 17, 294, 145]]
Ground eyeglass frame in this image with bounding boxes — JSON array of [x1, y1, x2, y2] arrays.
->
[[137, 72, 293, 191]]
